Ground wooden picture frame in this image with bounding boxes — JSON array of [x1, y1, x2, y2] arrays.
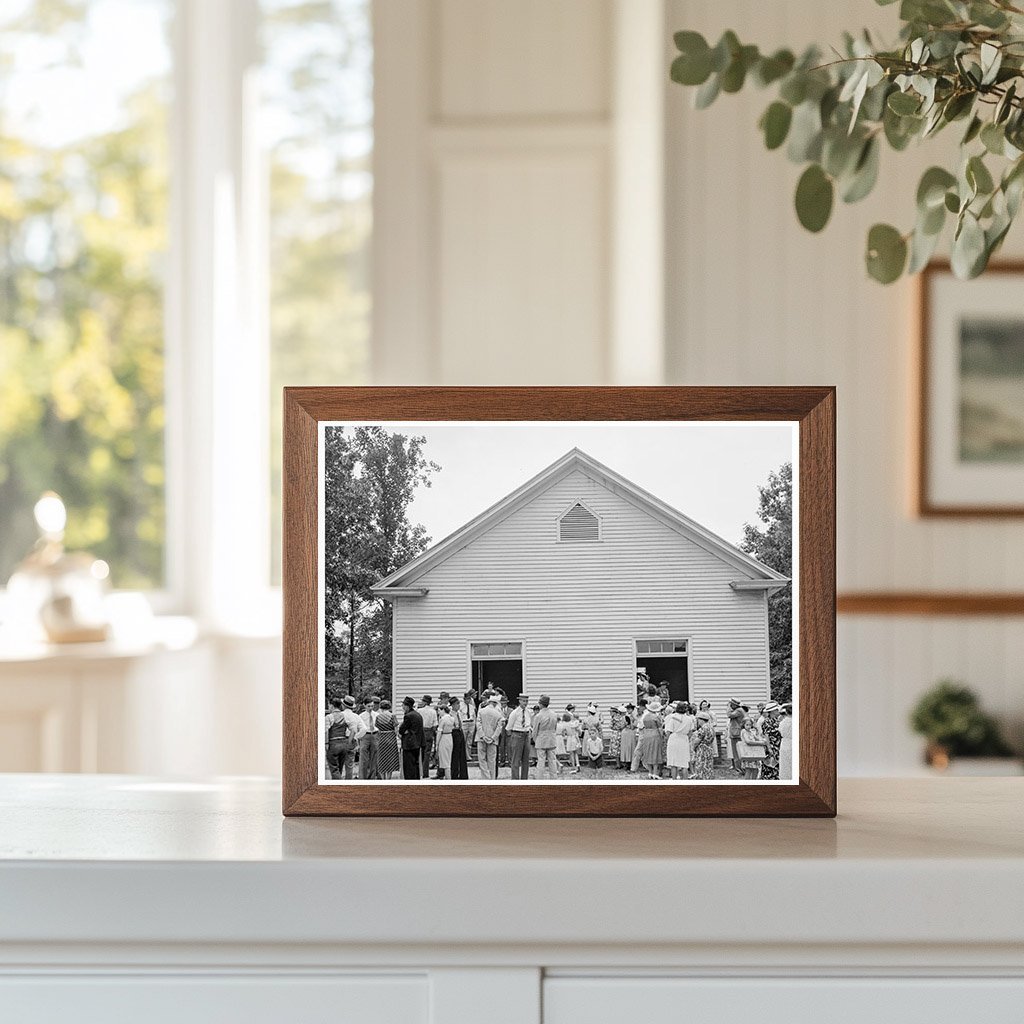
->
[[283, 387, 836, 817], [917, 260, 1024, 517]]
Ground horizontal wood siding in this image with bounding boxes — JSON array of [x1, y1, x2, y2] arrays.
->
[[391, 469, 771, 723]]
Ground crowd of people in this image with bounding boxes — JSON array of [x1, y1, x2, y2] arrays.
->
[[324, 681, 793, 782]]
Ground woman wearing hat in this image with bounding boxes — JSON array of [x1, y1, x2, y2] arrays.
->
[[663, 701, 695, 780], [617, 703, 636, 769], [778, 701, 793, 780], [690, 710, 716, 780], [637, 698, 664, 780], [609, 705, 628, 766], [434, 701, 455, 780], [759, 701, 783, 780]]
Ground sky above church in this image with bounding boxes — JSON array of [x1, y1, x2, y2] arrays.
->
[[328, 420, 796, 550]]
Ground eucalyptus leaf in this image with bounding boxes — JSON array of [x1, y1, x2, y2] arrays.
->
[[787, 100, 823, 162], [917, 166, 957, 210], [694, 73, 721, 109], [842, 137, 880, 203], [754, 49, 795, 87], [795, 164, 834, 232], [951, 212, 986, 278], [908, 221, 943, 273], [888, 90, 921, 115], [967, 154, 995, 195], [981, 122, 1005, 155], [760, 101, 793, 150], [866, 223, 908, 283]]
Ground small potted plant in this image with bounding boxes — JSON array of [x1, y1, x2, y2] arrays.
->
[[910, 680, 1020, 774]]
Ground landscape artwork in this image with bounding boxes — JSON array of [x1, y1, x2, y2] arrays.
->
[[959, 317, 1024, 464], [317, 420, 799, 787]]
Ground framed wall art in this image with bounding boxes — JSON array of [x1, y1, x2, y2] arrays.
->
[[917, 261, 1024, 517], [282, 387, 836, 816]]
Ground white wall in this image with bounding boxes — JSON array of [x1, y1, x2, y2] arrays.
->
[[665, 0, 1024, 772]]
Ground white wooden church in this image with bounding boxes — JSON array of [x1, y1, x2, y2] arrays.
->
[[372, 449, 789, 720]]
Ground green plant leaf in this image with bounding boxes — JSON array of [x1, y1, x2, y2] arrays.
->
[[917, 166, 957, 210], [888, 90, 921, 115], [754, 49, 795, 87], [944, 190, 960, 213], [795, 164, 834, 232], [866, 223, 907, 283], [908, 221, 942, 273], [710, 30, 740, 73], [721, 44, 759, 92], [981, 122, 1005, 155], [694, 73, 721, 109], [962, 115, 983, 145], [760, 101, 793, 150], [967, 154, 995, 196], [951, 212, 986, 278], [671, 32, 713, 86], [787, 100, 823, 162], [842, 136, 880, 203], [779, 73, 807, 106]]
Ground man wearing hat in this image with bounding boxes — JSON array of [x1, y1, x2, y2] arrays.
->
[[506, 693, 533, 780], [497, 695, 511, 768], [727, 698, 746, 774], [418, 695, 438, 778], [531, 694, 559, 779], [398, 696, 425, 780], [476, 694, 503, 779], [324, 695, 367, 780]]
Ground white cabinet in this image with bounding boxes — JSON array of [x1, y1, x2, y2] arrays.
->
[[0, 975, 428, 1024], [0, 777, 1021, 1024], [545, 977, 1024, 1023]]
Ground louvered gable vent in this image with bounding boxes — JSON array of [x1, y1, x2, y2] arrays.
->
[[559, 502, 599, 542]]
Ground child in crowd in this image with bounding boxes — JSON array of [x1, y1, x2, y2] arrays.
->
[[556, 712, 581, 773], [584, 726, 604, 777]]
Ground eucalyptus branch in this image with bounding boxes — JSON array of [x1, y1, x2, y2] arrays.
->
[[670, 0, 1024, 283]]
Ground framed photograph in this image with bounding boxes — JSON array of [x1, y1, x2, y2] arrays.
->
[[282, 387, 835, 817], [918, 261, 1024, 517]]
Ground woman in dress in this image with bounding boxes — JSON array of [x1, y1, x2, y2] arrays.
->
[[434, 702, 455, 780], [663, 701, 694, 780], [737, 716, 767, 780], [375, 699, 400, 780], [638, 698, 664, 780], [690, 710, 716, 780], [618, 702, 636, 769], [449, 696, 469, 780], [778, 701, 793, 780], [698, 699, 717, 730], [609, 705, 626, 767], [759, 701, 782, 781]]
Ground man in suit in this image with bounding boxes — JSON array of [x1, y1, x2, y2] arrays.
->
[[399, 696, 425, 780], [727, 697, 745, 773], [497, 695, 511, 767], [358, 696, 381, 780], [506, 693, 532, 780], [475, 694, 503, 779], [531, 694, 559, 779], [324, 695, 367, 780], [418, 695, 438, 778]]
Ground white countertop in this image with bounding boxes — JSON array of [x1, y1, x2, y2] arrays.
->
[[1, 775, 1022, 956]]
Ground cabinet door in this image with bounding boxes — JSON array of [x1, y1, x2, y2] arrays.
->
[[0, 974, 428, 1024], [544, 976, 1024, 1023]]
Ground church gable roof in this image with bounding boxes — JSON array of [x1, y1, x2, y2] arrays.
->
[[371, 448, 789, 597]]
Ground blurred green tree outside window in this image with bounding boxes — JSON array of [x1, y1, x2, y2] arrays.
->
[[263, 0, 372, 583], [0, 0, 171, 589]]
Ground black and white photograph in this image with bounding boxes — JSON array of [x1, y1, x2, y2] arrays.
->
[[318, 420, 798, 785]]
